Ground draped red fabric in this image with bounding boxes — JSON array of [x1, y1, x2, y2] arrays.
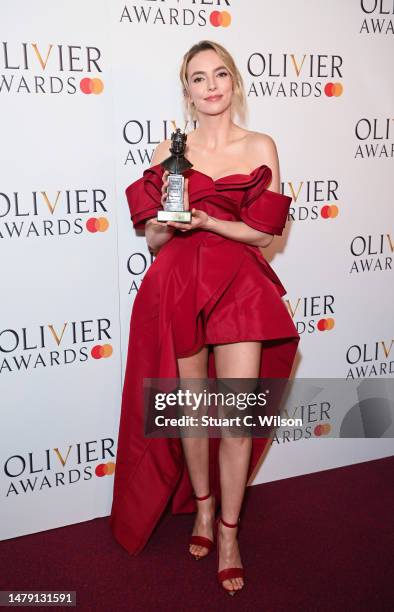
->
[[110, 163, 300, 555]]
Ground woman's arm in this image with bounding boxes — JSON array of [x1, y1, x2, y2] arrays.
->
[[145, 218, 175, 256], [203, 217, 274, 248]]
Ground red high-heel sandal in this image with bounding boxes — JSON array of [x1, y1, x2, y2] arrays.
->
[[189, 492, 215, 560], [216, 516, 245, 595]]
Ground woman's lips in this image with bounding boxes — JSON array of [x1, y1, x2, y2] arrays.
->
[[205, 95, 222, 102]]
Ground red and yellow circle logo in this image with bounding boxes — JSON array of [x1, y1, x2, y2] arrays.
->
[[324, 83, 343, 97], [95, 462, 116, 477], [321, 205, 339, 218], [317, 318, 335, 332], [86, 217, 109, 233], [91, 344, 113, 359], [80, 78, 104, 95], [210, 11, 231, 27], [314, 423, 331, 436]]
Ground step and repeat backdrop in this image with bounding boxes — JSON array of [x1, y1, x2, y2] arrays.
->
[[1, 1, 393, 541]]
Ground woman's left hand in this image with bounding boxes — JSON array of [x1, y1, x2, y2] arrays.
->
[[167, 208, 209, 232]]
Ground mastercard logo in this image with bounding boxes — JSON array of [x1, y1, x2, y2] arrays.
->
[[317, 318, 335, 331], [324, 82, 343, 97], [210, 11, 231, 27], [321, 205, 339, 218], [314, 423, 331, 436], [91, 344, 113, 359], [86, 217, 109, 233], [80, 77, 104, 95], [95, 462, 116, 477]]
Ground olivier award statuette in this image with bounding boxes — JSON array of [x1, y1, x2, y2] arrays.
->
[[157, 127, 193, 223]]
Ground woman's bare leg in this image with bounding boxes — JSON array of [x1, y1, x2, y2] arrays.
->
[[214, 340, 262, 592], [177, 345, 214, 558]]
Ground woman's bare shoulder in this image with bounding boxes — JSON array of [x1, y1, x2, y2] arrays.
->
[[150, 139, 172, 166], [244, 130, 277, 152], [242, 130, 279, 171]]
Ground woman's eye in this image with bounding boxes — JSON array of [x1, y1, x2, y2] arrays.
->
[[192, 72, 227, 83]]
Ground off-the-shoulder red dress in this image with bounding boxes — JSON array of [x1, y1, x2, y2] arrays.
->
[[110, 163, 300, 555]]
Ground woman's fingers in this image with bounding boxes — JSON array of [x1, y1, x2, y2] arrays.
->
[[167, 221, 194, 231], [161, 170, 169, 196], [166, 208, 200, 231], [161, 171, 169, 206]]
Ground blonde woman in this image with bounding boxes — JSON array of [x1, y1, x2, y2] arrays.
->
[[110, 40, 299, 596]]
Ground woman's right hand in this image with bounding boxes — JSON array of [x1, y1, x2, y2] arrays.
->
[[161, 169, 169, 208], [145, 170, 172, 231]]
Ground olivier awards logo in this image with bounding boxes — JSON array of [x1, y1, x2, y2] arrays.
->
[[0, 188, 110, 240], [354, 117, 394, 158], [286, 176, 340, 223], [359, 0, 394, 34], [0, 42, 104, 96], [349, 233, 393, 273], [122, 118, 197, 166], [119, 0, 232, 27], [0, 318, 113, 375], [3, 439, 116, 497], [285, 295, 336, 335], [346, 340, 394, 378], [246, 51, 344, 99], [271, 397, 332, 444]]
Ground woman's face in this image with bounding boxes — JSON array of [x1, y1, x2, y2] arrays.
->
[[186, 49, 233, 118]]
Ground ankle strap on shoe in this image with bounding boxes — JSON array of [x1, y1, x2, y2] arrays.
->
[[219, 516, 240, 528], [193, 491, 211, 501]]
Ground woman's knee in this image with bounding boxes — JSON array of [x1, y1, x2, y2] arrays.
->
[[220, 436, 252, 449]]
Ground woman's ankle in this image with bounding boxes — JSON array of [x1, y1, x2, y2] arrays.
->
[[218, 521, 239, 538], [197, 504, 215, 521]]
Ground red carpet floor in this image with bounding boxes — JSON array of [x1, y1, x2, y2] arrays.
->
[[1, 455, 393, 611]]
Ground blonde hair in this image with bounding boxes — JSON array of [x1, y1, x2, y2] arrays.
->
[[179, 40, 247, 126]]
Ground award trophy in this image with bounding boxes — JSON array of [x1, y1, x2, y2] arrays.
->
[[157, 126, 193, 223]]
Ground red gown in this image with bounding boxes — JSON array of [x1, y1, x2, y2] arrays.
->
[[110, 162, 300, 555]]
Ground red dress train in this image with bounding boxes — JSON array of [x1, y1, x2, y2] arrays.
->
[[110, 163, 300, 555]]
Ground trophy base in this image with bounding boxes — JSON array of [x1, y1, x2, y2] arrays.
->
[[157, 210, 192, 223]]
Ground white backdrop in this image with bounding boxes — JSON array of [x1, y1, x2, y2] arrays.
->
[[1, 0, 393, 541]]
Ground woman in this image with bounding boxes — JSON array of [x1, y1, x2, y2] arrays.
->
[[110, 40, 300, 596]]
